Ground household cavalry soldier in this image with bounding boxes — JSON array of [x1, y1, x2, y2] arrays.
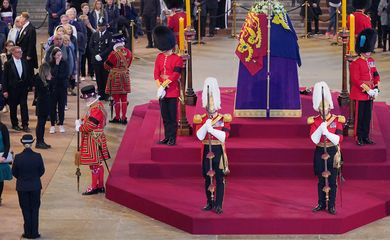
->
[[153, 26, 183, 146], [348, 0, 371, 36], [308, 81, 345, 215], [193, 77, 232, 215], [75, 85, 110, 195], [350, 28, 380, 145], [165, 0, 187, 45], [104, 33, 132, 124], [90, 17, 113, 101]]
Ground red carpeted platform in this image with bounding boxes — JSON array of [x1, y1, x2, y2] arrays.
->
[[106, 88, 390, 234]]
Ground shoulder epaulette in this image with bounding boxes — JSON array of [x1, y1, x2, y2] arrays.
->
[[337, 115, 346, 123], [193, 114, 203, 124], [307, 116, 315, 125], [223, 114, 232, 123]]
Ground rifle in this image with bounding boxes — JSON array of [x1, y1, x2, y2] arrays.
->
[[321, 86, 331, 207], [205, 86, 215, 202]]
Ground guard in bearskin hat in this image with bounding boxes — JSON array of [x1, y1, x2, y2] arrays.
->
[[308, 82, 345, 215], [153, 26, 183, 146], [104, 33, 132, 124], [193, 77, 232, 214], [348, 0, 372, 36], [165, 0, 187, 44], [75, 85, 110, 195], [350, 28, 380, 145]]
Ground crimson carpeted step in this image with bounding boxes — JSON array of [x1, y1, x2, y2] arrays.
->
[[150, 135, 387, 163], [106, 177, 390, 234], [128, 160, 390, 179]]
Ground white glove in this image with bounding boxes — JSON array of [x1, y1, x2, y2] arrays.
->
[[324, 131, 340, 145], [319, 122, 328, 135], [367, 89, 375, 97], [156, 86, 165, 99], [75, 119, 82, 132], [310, 125, 322, 144], [205, 119, 213, 132], [373, 88, 379, 98], [95, 55, 102, 62]]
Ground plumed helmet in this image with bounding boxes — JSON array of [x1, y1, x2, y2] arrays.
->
[[164, 0, 184, 9], [356, 28, 377, 54], [352, 0, 370, 10], [202, 77, 221, 111], [312, 81, 334, 112], [153, 26, 176, 51]]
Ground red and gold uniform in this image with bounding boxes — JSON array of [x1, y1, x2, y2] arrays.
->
[[347, 11, 371, 36], [80, 101, 110, 193], [308, 114, 345, 212], [194, 113, 232, 212], [350, 55, 380, 141], [104, 46, 133, 122], [167, 10, 187, 44], [154, 51, 183, 144]]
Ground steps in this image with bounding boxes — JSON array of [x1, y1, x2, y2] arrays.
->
[[18, 0, 48, 27]]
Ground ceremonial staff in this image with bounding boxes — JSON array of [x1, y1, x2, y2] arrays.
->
[[266, 0, 272, 117], [321, 87, 331, 206], [75, 52, 81, 192], [206, 86, 215, 202]]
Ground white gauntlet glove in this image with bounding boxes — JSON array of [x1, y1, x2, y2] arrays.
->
[[156, 86, 166, 99], [75, 119, 82, 132], [373, 89, 379, 98], [95, 55, 102, 62], [367, 89, 375, 97]]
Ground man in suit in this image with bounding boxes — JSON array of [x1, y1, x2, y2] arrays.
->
[[2, 46, 31, 132], [16, 12, 38, 85], [12, 134, 45, 239], [90, 17, 113, 100], [45, 0, 66, 36], [206, 0, 218, 37], [140, 0, 161, 48]]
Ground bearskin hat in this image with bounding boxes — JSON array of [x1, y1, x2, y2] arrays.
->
[[352, 0, 370, 10], [153, 26, 176, 51], [356, 28, 377, 54], [164, 0, 184, 9]]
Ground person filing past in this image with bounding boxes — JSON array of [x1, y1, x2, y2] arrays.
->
[[2, 46, 30, 132], [12, 134, 45, 239]]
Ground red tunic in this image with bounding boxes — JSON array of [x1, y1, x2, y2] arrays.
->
[[79, 101, 110, 165], [167, 10, 187, 44], [309, 114, 344, 145], [349, 56, 380, 101], [154, 52, 183, 98], [104, 46, 132, 94], [347, 11, 371, 36]]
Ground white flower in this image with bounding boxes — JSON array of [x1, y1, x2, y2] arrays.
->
[[251, 0, 286, 15]]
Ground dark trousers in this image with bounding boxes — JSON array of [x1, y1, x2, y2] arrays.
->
[[50, 90, 66, 126], [159, 97, 178, 140], [94, 63, 109, 99], [0, 181, 3, 198], [370, 12, 382, 46], [17, 190, 41, 238], [207, 7, 218, 35], [48, 17, 60, 36], [9, 90, 29, 127], [36, 114, 48, 143], [81, 46, 94, 77], [216, 0, 226, 29], [194, 16, 206, 38], [202, 145, 225, 208], [356, 100, 372, 139], [12, 1, 17, 22], [314, 146, 338, 209], [143, 15, 157, 46], [308, 17, 319, 34], [382, 25, 390, 51]]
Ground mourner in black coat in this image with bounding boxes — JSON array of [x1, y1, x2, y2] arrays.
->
[[12, 134, 45, 239]]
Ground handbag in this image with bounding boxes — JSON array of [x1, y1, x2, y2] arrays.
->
[[0, 151, 14, 164]]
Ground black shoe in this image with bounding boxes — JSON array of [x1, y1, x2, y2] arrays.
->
[[109, 118, 121, 124], [312, 204, 326, 212], [82, 188, 99, 195], [22, 233, 31, 239], [159, 138, 169, 144], [214, 206, 223, 214], [356, 138, 365, 146], [202, 203, 213, 211], [30, 234, 41, 239], [363, 138, 375, 145], [36, 143, 49, 149], [97, 187, 105, 193], [207, 33, 214, 37], [43, 142, 51, 148], [121, 118, 128, 125], [22, 126, 31, 133], [146, 44, 153, 48], [328, 207, 336, 215], [167, 138, 176, 146], [12, 125, 22, 131]]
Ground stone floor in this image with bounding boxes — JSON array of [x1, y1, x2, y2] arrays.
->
[[1, 29, 390, 239]]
